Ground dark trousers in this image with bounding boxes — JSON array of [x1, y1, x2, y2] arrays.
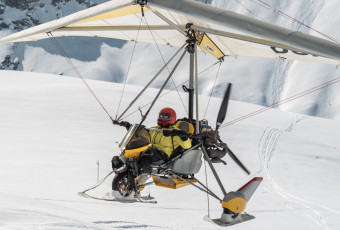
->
[[138, 148, 166, 171]]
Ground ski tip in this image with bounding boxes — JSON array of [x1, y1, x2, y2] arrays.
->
[[203, 214, 255, 227], [203, 215, 214, 223], [78, 192, 86, 197]]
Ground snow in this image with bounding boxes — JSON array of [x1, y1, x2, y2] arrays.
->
[[0, 70, 340, 229]]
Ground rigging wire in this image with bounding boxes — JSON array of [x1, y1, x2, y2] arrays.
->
[[203, 160, 211, 217], [256, 0, 340, 44], [143, 14, 190, 117], [234, 0, 340, 44], [233, 0, 266, 20], [120, 61, 221, 120], [276, 11, 340, 45], [116, 16, 144, 119], [203, 61, 222, 119], [47, 32, 114, 122], [219, 75, 340, 129]]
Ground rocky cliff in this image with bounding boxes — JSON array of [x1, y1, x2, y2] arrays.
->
[[0, 0, 106, 70]]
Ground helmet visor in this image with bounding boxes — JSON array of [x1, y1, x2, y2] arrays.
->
[[158, 113, 172, 121]]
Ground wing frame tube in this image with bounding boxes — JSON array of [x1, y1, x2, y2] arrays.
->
[[148, 0, 340, 61], [57, 25, 186, 32], [0, 0, 134, 44], [194, 42, 200, 133], [191, 25, 317, 58], [146, 5, 187, 37]]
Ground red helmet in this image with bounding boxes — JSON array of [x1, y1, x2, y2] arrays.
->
[[157, 107, 176, 127]]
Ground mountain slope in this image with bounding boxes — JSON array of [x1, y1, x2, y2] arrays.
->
[[1, 70, 340, 229]]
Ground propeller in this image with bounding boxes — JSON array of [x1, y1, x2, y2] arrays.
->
[[216, 83, 232, 130], [216, 83, 250, 175], [227, 148, 250, 175]]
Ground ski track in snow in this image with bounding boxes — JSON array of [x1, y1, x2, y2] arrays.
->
[[258, 115, 335, 230], [1, 212, 162, 230], [0, 205, 165, 230], [268, 59, 292, 106]]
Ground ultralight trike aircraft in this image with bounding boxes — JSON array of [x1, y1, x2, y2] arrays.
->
[[1, 0, 340, 226]]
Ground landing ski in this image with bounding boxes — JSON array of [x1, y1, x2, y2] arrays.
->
[[78, 191, 157, 204], [203, 213, 255, 227]]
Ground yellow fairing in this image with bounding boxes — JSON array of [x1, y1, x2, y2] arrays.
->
[[136, 175, 148, 192], [73, 5, 148, 25], [196, 32, 224, 59], [152, 176, 197, 189], [222, 197, 247, 214], [124, 145, 149, 159], [175, 121, 195, 134]]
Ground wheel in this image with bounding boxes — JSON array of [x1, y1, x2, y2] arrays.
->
[[112, 172, 135, 198]]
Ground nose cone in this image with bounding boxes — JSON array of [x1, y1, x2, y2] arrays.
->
[[222, 191, 247, 214]]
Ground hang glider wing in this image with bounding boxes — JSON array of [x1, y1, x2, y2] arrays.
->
[[1, 0, 339, 65]]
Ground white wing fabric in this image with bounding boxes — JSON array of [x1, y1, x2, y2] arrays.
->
[[1, 0, 339, 65]]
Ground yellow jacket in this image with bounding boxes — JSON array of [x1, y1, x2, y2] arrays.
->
[[149, 125, 191, 158]]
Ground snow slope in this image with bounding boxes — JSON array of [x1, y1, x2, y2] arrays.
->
[[1, 70, 340, 229], [1, 0, 340, 119]]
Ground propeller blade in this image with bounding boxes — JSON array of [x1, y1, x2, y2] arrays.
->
[[216, 83, 232, 129], [228, 148, 250, 175]]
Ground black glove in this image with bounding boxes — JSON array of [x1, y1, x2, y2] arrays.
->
[[171, 129, 186, 136], [170, 146, 185, 159], [180, 136, 188, 141], [112, 120, 131, 130], [162, 129, 172, 137], [120, 121, 131, 130], [163, 129, 187, 137], [111, 156, 123, 169]]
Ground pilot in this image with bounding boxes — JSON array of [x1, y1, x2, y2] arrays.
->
[[150, 107, 191, 158], [112, 107, 192, 173]]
